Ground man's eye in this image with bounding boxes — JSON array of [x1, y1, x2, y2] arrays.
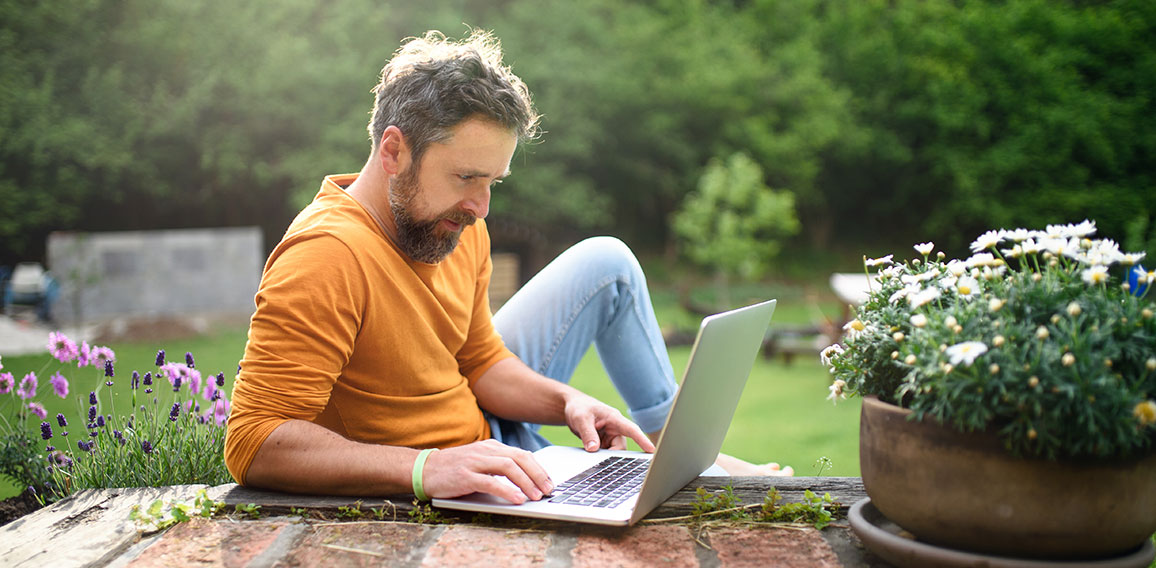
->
[[458, 175, 474, 181]]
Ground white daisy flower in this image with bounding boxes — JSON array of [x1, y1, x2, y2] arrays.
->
[[843, 319, 871, 340], [945, 259, 968, 277], [1004, 228, 1032, 242], [945, 341, 988, 366], [956, 276, 981, 298], [1121, 252, 1146, 266], [908, 286, 941, 308], [970, 230, 1003, 253], [1082, 265, 1109, 285], [965, 253, 995, 269], [913, 242, 935, 256], [819, 344, 844, 366], [864, 254, 894, 268], [827, 379, 847, 404], [910, 314, 928, 328]]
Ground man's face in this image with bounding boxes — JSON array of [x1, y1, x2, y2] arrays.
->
[[388, 118, 517, 263]]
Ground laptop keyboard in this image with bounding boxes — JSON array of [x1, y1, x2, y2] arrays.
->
[[546, 456, 650, 508]]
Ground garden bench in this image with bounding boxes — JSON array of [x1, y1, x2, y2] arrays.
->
[[0, 476, 888, 566]]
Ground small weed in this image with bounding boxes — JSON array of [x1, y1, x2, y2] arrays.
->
[[472, 512, 494, 525], [336, 502, 365, 520], [761, 488, 837, 529], [290, 507, 309, 518], [691, 485, 746, 520], [129, 489, 225, 531], [813, 456, 833, 476], [233, 502, 262, 520], [408, 500, 450, 524]]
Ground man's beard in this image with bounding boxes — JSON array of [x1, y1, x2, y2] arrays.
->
[[389, 166, 477, 263]]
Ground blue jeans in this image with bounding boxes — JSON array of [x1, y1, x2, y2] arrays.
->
[[488, 237, 678, 451]]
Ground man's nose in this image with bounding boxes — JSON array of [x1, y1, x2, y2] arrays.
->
[[462, 184, 490, 219]]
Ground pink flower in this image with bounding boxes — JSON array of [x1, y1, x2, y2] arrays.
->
[[91, 346, 116, 368], [0, 372, 13, 394], [187, 369, 203, 396], [49, 372, 69, 398], [16, 373, 37, 400], [77, 341, 92, 368], [47, 332, 79, 363], [209, 398, 231, 426], [27, 402, 47, 420]]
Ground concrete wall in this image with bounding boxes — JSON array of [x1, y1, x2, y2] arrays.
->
[[47, 227, 262, 324]]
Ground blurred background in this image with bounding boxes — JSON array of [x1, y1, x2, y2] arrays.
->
[[1, 0, 1154, 483]]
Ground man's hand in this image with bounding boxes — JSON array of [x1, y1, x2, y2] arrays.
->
[[563, 392, 656, 453], [421, 439, 555, 504]]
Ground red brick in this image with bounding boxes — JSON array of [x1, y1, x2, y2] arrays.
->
[[710, 527, 840, 568], [282, 522, 432, 567], [128, 517, 294, 567], [572, 525, 699, 568], [421, 526, 550, 567]]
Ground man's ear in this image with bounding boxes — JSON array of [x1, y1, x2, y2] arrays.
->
[[377, 125, 409, 176]]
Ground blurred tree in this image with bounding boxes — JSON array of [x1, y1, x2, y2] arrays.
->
[[672, 151, 799, 306]]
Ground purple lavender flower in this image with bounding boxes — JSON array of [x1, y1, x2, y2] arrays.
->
[[216, 372, 225, 387], [96, 415, 105, 428], [104, 359, 114, 378], [113, 430, 124, 445], [131, 371, 140, 390], [141, 440, 154, 454], [56, 413, 67, 427], [40, 422, 52, 440], [185, 352, 195, 368], [77, 440, 91, 452], [47, 332, 79, 363], [155, 349, 165, 367], [16, 373, 37, 399], [172, 376, 182, 392], [143, 372, 152, 386], [89, 391, 97, 405], [27, 402, 47, 420], [88, 405, 97, 422], [49, 372, 69, 398], [0, 372, 14, 395], [169, 402, 180, 422]]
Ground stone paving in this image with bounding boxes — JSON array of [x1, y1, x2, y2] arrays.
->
[[2, 480, 886, 567]]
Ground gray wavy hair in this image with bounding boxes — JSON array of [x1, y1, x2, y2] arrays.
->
[[368, 29, 541, 164]]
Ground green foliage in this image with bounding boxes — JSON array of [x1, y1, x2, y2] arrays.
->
[[3, 0, 1152, 263], [691, 485, 745, 520], [823, 221, 1156, 460], [408, 500, 450, 525], [129, 489, 225, 531], [233, 502, 262, 520], [337, 502, 365, 520], [673, 152, 799, 283], [760, 488, 836, 530]]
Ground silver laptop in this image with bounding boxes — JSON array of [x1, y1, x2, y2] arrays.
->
[[432, 299, 776, 526]]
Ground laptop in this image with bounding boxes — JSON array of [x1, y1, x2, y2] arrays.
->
[[432, 299, 777, 526]]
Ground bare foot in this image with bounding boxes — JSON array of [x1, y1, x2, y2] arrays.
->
[[715, 453, 795, 476]]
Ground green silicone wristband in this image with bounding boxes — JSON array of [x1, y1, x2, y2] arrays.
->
[[412, 448, 437, 501]]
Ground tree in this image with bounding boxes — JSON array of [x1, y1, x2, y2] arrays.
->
[[672, 152, 799, 306]]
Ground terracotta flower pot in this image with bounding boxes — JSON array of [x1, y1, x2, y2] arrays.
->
[[859, 395, 1156, 560]]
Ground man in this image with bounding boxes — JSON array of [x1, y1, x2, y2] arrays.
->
[[225, 30, 789, 506]]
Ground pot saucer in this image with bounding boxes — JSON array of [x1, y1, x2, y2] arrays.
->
[[849, 498, 1156, 568]]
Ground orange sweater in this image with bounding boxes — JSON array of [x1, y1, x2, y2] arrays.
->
[[224, 174, 512, 485]]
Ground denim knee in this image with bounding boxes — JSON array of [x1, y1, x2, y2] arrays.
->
[[571, 236, 646, 290]]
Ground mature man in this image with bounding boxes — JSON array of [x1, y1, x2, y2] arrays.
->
[[225, 30, 789, 506]]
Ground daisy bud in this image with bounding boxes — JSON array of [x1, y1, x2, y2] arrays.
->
[[1143, 308, 1153, 320], [989, 298, 1005, 312], [1028, 376, 1039, 388], [937, 251, 946, 260], [890, 351, 899, 360], [1104, 358, 1113, 368], [992, 335, 1005, 347], [989, 364, 1000, 375], [1027, 428, 1038, 440], [943, 363, 954, 374], [910, 314, 928, 328], [945, 316, 959, 328], [1036, 326, 1049, 340], [893, 332, 905, 342], [953, 325, 963, 334], [1062, 353, 1076, 366], [1066, 302, 1081, 317], [1145, 358, 1156, 371], [1051, 314, 1061, 324], [904, 354, 917, 365], [1032, 272, 1042, 282]]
